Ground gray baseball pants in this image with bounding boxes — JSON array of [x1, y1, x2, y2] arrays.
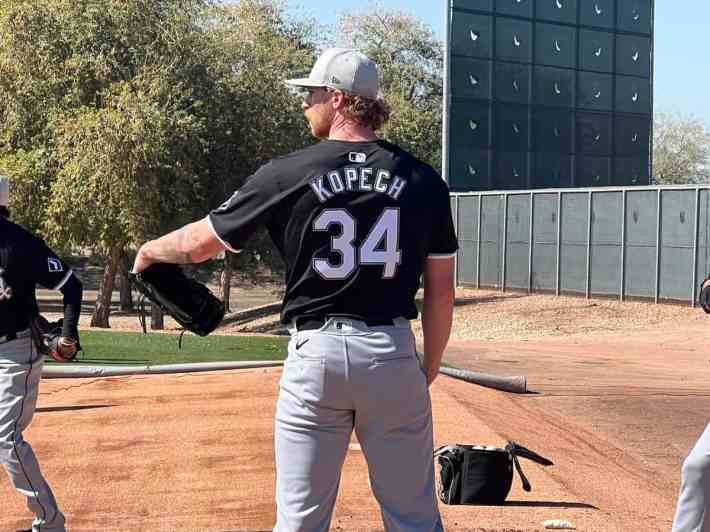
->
[[273, 317, 443, 532], [0, 333, 66, 532], [672, 423, 710, 531]]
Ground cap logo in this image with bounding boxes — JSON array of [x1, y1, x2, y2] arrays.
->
[[47, 258, 63, 273], [330, 75, 341, 84]]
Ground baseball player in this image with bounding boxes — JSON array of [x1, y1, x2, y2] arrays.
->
[[671, 275, 710, 531], [0, 176, 82, 532], [132, 48, 457, 531]]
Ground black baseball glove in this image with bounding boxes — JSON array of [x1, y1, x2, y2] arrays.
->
[[129, 263, 225, 336], [29, 316, 79, 362], [700, 277, 710, 314]]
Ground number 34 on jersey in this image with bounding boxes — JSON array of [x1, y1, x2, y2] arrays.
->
[[313, 208, 401, 280]]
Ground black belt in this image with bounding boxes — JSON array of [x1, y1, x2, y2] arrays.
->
[[295, 316, 394, 331]]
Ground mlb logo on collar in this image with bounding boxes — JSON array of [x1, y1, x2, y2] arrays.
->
[[47, 258, 63, 273], [349, 152, 366, 163]]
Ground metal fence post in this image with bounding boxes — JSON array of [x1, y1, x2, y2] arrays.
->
[[528, 192, 534, 294], [692, 187, 700, 307], [476, 194, 482, 289], [453, 194, 460, 289], [620, 190, 626, 301], [655, 188, 662, 304], [586, 191, 592, 299], [556, 191, 562, 296], [502, 194, 508, 292]]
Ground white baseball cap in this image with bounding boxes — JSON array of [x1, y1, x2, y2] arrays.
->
[[0, 176, 8, 207], [285, 48, 380, 100]]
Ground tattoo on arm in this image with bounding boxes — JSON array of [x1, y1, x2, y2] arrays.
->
[[142, 219, 221, 266], [175, 230, 198, 264]]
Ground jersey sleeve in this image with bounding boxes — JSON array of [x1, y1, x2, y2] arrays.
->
[[427, 178, 459, 259], [30, 239, 74, 291], [207, 162, 282, 251]]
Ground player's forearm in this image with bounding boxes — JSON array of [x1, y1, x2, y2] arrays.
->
[[134, 219, 224, 271], [421, 283, 454, 385], [60, 274, 83, 339]]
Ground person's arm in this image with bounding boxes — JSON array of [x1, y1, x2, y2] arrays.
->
[[59, 274, 82, 342], [421, 256, 455, 386], [132, 218, 226, 274], [33, 242, 83, 359]]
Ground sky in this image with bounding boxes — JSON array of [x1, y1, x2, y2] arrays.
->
[[286, 0, 710, 126]]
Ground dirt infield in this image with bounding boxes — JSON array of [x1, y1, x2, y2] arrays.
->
[[3, 291, 709, 531]]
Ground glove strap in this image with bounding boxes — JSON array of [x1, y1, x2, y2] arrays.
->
[[511, 452, 531, 492], [504, 441, 554, 493], [137, 295, 148, 335], [136, 293, 189, 350]]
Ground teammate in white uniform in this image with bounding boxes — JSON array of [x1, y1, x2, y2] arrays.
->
[[0, 176, 82, 532], [671, 276, 710, 531], [132, 49, 458, 531]]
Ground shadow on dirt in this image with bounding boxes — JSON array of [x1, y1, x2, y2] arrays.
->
[[454, 294, 529, 308], [36, 405, 115, 413], [502, 500, 598, 509]]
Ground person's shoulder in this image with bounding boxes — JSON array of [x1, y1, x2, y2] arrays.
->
[[2, 218, 38, 239], [380, 141, 438, 173], [380, 141, 446, 187], [1, 219, 47, 251], [244, 142, 327, 186], [269, 141, 330, 168]]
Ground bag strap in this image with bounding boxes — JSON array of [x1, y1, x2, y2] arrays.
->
[[505, 441, 554, 493], [434, 444, 461, 457], [510, 453, 531, 492], [506, 441, 554, 466]]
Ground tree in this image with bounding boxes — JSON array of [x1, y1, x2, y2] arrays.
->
[[207, 0, 319, 305], [0, 0, 320, 326], [338, 5, 443, 169], [653, 112, 710, 184], [1, 0, 224, 326]]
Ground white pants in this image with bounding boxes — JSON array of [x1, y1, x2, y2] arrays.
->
[[0, 334, 65, 532], [274, 317, 443, 532], [673, 423, 710, 532]]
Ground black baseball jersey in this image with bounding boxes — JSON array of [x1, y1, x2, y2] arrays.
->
[[0, 218, 74, 336], [208, 139, 458, 324]]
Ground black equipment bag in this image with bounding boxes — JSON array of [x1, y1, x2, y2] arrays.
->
[[434, 441, 553, 505]]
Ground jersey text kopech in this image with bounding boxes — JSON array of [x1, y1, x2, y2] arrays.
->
[[208, 139, 458, 324]]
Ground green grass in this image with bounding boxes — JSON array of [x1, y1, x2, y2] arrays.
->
[[46, 330, 289, 366]]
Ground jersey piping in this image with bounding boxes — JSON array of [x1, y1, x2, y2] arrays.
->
[[205, 215, 237, 253], [52, 269, 74, 291]]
